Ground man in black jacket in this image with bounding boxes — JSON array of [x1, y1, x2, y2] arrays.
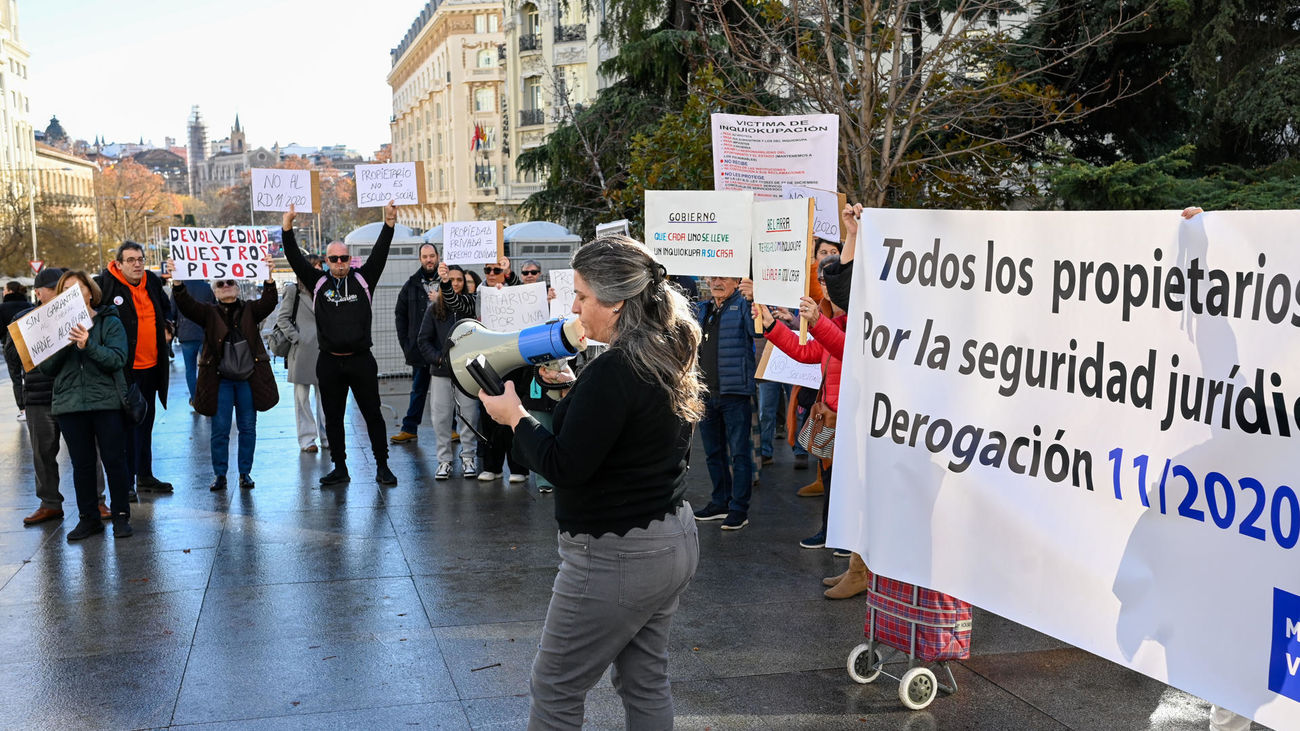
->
[[282, 201, 398, 486], [97, 242, 174, 495], [0, 280, 29, 418], [390, 242, 441, 445]]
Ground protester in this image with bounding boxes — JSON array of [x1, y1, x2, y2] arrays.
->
[[480, 235, 701, 729], [691, 276, 761, 530], [40, 271, 133, 540], [174, 278, 279, 491], [170, 279, 214, 407], [7, 268, 110, 525], [281, 201, 398, 486], [464, 270, 481, 294], [275, 273, 328, 453], [483, 256, 520, 288], [416, 262, 479, 479], [391, 242, 442, 445], [476, 256, 531, 483], [1, 280, 29, 419], [97, 241, 173, 496]]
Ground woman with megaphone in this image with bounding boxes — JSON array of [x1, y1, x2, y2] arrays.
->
[[479, 235, 702, 730]]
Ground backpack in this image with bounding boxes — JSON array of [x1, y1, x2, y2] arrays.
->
[[267, 285, 300, 358]]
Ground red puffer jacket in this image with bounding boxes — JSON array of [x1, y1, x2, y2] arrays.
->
[[765, 312, 847, 411]]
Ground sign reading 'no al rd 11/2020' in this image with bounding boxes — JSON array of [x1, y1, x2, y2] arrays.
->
[[250, 168, 320, 213], [169, 227, 272, 280], [354, 162, 427, 207], [644, 190, 753, 277]]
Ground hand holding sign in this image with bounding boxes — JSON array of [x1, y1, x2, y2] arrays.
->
[[283, 204, 296, 232], [69, 323, 89, 350], [798, 295, 821, 327], [385, 200, 398, 227]]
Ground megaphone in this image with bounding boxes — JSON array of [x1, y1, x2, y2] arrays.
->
[[447, 316, 588, 398]]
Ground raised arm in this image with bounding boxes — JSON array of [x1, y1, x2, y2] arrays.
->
[[281, 205, 324, 290], [250, 280, 279, 322], [358, 201, 398, 284]]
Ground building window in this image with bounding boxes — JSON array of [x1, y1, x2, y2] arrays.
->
[[474, 87, 494, 113], [475, 13, 499, 33], [477, 49, 495, 68]]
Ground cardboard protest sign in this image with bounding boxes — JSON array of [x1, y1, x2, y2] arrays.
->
[[752, 197, 813, 309], [781, 185, 847, 243], [595, 219, 631, 239], [444, 220, 505, 266], [355, 162, 427, 207], [549, 268, 575, 318], [251, 168, 320, 213], [644, 190, 752, 277], [712, 113, 839, 199], [7, 285, 93, 371], [169, 227, 273, 280], [480, 282, 550, 332], [755, 339, 822, 389]]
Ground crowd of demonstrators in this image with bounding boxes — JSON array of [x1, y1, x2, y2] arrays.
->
[[416, 261, 478, 480], [170, 278, 214, 407], [391, 242, 444, 446], [174, 278, 280, 491], [97, 241, 174, 496], [274, 261, 328, 453], [281, 201, 399, 487]]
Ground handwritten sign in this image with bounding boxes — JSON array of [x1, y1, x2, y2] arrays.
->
[[712, 113, 839, 199], [355, 161, 427, 207], [444, 220, 505, 266], [480, 282, 550, 332], [169, 227, 272, 280], [7, 285, 93, 371], [781, 185, 846, 243], [549, 268, 575, 318], [251, 168, 320, 213], [755, 339, 822, 389], [751, 198, 813, 308], [644, 190, 752, 277], [595, 219, 631, 239]]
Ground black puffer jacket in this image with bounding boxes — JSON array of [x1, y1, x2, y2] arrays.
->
[[416, 279, 476, 377], [2, 304, 52, 406]]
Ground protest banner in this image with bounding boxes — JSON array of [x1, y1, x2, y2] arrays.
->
[[480, 282, 550, 332], [829, 208, 1300, 729], [549, 268, 575, 319], [251, 168, 320, 213], [595, 219, 631, 239], [751, 197, 813, 308], [781, 185, 848, 243], [355, 161, 427, 207], [644, 190, 752, 277], [7, 285, 93, 371], [169, 227, 272, 280], [444, 220, 504, 266], [712, 113, 839, 199], [755, 339, 822, 389]]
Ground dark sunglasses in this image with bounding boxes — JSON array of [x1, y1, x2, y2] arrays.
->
[[327, 255, 349, 263], [484, 266, 504, 274], [521, 269, 541, 276], [214, 280, 237, 288]]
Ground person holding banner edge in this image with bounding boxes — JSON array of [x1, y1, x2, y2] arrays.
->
[[282, 201, 399, 487]]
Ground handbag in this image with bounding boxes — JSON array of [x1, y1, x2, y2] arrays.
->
[[267, 286, 300, 358], [797, 364, 836, 459], [117, 373, 147, 425], [218, 329, 255, 381]]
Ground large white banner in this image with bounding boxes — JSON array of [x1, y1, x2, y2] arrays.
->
[[830, 209, 1300, 728]]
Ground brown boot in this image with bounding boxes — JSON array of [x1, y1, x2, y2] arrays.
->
[[822, 568, 847, 587], [796, 474, 824, 497], [824, 552, 869, 600]]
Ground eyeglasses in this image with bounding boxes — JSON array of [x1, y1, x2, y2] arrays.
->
[[327, 255, 350, 263], [521, 269, 541, 276], [484, 266, 504, 274], [214, 280, 237, 288], [121, 256, 145, 265]]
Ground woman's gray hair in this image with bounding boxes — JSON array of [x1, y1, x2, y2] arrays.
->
[[571, 235, 704, 422]]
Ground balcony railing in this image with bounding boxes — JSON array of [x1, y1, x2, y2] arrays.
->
[[498, 44, 507, 61], [554, 24, 585, 42], [519, 108, 546, 127], [519, 34, 541, 52]]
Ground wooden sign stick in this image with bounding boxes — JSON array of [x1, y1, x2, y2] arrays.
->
[[799, 196, 814, 345]]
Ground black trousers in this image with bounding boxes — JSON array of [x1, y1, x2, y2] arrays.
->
[[480, 403, 528, 476], [317, 351, 388, 467], [125, 366, 161, 482], [57, 410, 132, 522], [6, 352, 23, 410]]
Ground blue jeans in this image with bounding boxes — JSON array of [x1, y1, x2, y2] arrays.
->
[[400, 365, 432, 433], [699, 394, 754, 515], [212, 378, 256, 477], [757, 381, 790, 458], [181, 340, 202, 400]]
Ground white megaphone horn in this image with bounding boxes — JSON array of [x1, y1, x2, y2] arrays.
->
[[447, 316, 588, 399]]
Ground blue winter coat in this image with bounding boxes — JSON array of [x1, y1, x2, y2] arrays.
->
[[695, 289, 759, 397]]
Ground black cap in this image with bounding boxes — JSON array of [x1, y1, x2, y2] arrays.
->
[[33, 268, 63, 289]]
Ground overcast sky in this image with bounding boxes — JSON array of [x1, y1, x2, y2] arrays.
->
[[23, 0, 431, 156]]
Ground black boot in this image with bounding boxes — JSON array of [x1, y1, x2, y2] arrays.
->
[[67, 519, 104, 541], [112, 515, 133, 538], [209, 475, 227, 492], [239, 474, 255, 490], [320, 464, 351, 486], [376, 463, 397, 486]]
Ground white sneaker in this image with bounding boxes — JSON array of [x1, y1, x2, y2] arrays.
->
[[15, 410, 24, 422], [508, 473, 528, 484], [460, 458, 477, 478], [435, 461, 452, 480], [477, 471, 499, 481]]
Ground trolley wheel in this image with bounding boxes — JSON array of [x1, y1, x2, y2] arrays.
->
[[846, 643, 883, 684], [898, 666, 938, 710]]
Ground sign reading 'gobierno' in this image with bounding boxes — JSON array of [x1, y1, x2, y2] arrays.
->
[[644, 190, 753, 277]]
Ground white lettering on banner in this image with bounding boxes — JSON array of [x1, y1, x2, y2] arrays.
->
[[168, 227, 271, 281], [443, 221, 500, 266], [549, 268, 575, 319], [251, 168, 315, 212], [712, 113, 838, 199], [829, 209, 1300, 729], [644, 190, 752, 277], [7, 285, 93, 369], [481, 282, 549, 332]]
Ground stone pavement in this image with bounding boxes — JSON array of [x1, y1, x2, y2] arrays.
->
[[0, 362, 1252, 729]]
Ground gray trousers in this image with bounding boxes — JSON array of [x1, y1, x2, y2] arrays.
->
[[430, 375, 477, 463], [529, 501, 699, 730], [27, 403, 104, 510]]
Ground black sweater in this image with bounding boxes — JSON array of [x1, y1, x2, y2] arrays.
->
[[282, 224, 394, 354], [513, 348, 693, 537]]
